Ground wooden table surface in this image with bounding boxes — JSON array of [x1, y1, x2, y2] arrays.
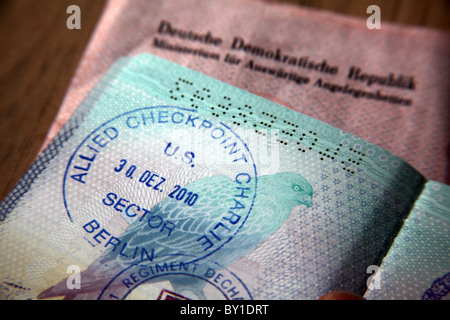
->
[[0, 0, 449, 201]]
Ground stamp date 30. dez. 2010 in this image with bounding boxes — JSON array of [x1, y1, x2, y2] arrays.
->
[[62, 106, 258, 299]]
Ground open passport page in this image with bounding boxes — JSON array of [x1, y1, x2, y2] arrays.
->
[[0, 54, 448, 300], [1, 0, 449, 300]]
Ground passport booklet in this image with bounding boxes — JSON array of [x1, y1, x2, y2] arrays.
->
[[0, 54, 448, 300]]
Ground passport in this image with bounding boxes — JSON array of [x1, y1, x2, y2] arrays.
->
[[44, 0, 450, 185], [0, 54, 448, 300]]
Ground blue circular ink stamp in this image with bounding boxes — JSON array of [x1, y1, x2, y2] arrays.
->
[[421, 272, 450, 300], [63, 106, 257, 265], [98, 254, 253, 300]]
